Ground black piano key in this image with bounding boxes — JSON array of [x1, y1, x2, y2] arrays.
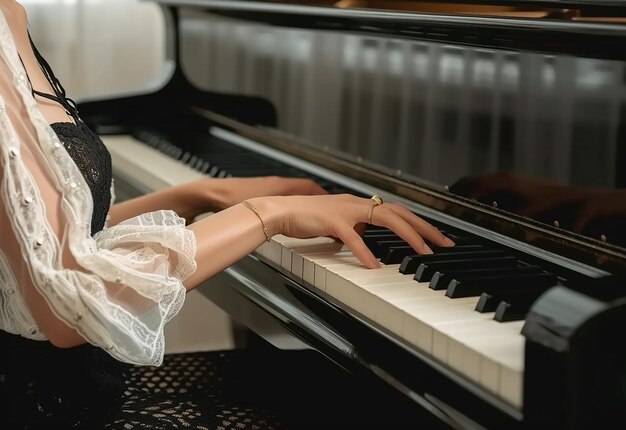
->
[[476, 292, 500, 313], [493, 301, 523, 322], [430, 264, 542, 290], [200, 161, 211, 173], [364, 227, 392, 233], [475, 284, 546, 313], [443, 234, 478, 246], [415, 256, 518, 282], [382, 246, 416, 264], [493, 292, 548, 322], [368, 240, 408, 258], [382, 244, 485, 265], [445, 272, 558, 298], [363, 234, 401, 248], [399, 250, 508, 275], [363, 228, 397, 238]]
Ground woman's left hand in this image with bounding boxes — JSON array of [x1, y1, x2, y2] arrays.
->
[[204, 176, 328, 211]]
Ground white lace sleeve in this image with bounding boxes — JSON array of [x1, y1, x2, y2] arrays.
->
[[0, 14, 196, 366]]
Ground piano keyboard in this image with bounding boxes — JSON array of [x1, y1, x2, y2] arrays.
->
[[101, 130, 562, 411], [255, 235, 526, 408]]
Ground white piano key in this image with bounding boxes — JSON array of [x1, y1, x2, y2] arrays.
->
[[313, 256, 363, 290], [400, 297, 484, 353], [431, 308, 496, 363], [265, 235, 288, 264], [301, 251, 355, 287], [433, 316, 525, 408], [327, 265, 403, 287], [265, 236, 327, 267], [278, 237, 338, 271], [103, 135, 204, 189], [291, 243, 348, 278], [362, 283, 440, 334], [367, 285, 469, 335], [356, 275, 418, 286], [498, 343, 525, 408], [445, 318, 525, 408], [255, 241, 272, 258], [350, 282, 415, 332]]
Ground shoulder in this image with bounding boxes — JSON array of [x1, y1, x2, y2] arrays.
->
[[0, 1, 28, 28]]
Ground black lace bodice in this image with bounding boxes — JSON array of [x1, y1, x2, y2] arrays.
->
[[16, 31, 113, 236], [50, 121, 112, 235]]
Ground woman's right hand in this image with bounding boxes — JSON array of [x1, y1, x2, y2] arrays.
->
[[185, 192, 455, 290], [252, 194, 455, 269]]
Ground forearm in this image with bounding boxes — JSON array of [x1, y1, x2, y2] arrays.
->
[[109, 178, 218, 225], [108, 176, 329, 226], [183, 199, 279, 290]]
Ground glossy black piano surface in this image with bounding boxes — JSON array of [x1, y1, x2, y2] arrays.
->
[[78, 1, 626, 428]]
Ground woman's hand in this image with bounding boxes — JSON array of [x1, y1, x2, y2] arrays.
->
[[253, 194, 455, 269], [109, 176, 327, 227], [206, 176, 328, 211], [185, 193, 455, 290]]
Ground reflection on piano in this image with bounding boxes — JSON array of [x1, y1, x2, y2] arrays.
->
[[78, 1, 626, 428]]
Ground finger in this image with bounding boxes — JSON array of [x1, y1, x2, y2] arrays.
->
[[386, 203, 454, 247], [368, 204, 433, 255], [310, 182, 330, 195], [334, 224, 380, 269], [294, 178, 328, 195], [354, 222, 367, 237]]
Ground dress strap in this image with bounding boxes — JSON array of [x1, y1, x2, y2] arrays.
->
[[19, 31, 81, 124]]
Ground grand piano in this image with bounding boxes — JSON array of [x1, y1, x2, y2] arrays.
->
[[77, 0, 626, 428]]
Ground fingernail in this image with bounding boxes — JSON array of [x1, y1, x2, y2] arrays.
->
[[444, 237, 455, 246], [423, 244, 433, 254], [368, 255, 381, 268]]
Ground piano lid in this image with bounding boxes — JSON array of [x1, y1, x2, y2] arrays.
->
[[152, 0, 626, 271]]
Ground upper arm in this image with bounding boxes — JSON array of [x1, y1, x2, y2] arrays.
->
[[0, 20, 197, 364]]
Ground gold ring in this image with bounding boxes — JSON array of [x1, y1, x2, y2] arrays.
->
[[367, 195, 383, 224]]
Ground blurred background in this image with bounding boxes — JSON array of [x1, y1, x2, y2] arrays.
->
[[23, 0, 165, 99]]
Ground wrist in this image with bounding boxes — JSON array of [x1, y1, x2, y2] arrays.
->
[[247, 196, 284, 239], [195, 178, 228, 212]]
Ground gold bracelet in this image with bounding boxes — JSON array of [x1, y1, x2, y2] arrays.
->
[[242, 200, 271, 242]]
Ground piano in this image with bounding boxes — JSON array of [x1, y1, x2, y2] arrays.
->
[[77, 0, 626, 428]]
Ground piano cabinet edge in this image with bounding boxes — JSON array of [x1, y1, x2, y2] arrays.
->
[[523, 287, 626, 428]]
